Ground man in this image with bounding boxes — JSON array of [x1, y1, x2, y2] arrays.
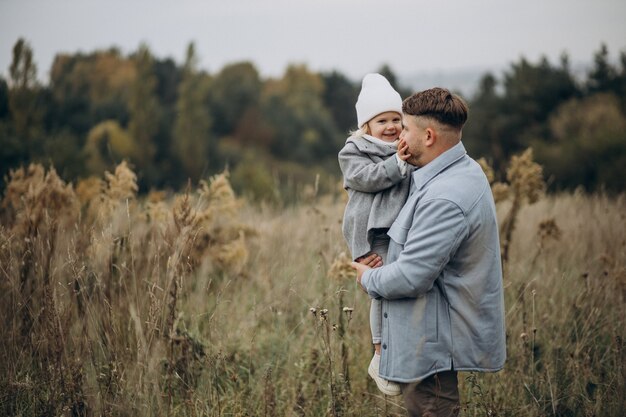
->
[[352, 88, 506, 416]]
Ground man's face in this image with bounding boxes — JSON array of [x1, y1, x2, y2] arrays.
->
[[400, 114, 427, 167]]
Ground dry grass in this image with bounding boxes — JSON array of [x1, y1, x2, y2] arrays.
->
[[1, 160, 625, 416]]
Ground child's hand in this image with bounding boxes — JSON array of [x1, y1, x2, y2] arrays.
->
[[356, 253, 383, 268], [397, 138, 411, 161]]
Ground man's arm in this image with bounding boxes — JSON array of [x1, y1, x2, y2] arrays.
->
[[360, 198, 468, 299]]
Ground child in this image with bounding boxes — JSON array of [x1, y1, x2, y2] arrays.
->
[[338, 73, 412, 396]]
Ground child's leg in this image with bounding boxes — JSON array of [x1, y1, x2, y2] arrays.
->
[[365, 236, 400, 395], [370, 298, 382, 353], [368, 236, 388, 355], [367, 297, 401, 396]]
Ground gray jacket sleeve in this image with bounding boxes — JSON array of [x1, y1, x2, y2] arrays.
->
[[338, 142, 405, 193]]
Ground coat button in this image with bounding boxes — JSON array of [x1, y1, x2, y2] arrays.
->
[[382, 344, 387, 350], [383, 313, 388, 318]]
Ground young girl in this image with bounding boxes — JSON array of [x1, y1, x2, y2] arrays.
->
[[338, 73, 412, 396]]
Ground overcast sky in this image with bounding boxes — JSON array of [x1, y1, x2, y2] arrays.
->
[[1, 0, 625, 83]]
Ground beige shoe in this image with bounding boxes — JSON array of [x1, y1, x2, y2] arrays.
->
[[368, 353, 401, 396]]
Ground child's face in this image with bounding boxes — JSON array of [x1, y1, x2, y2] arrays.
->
[[366, 112, 402, 142]]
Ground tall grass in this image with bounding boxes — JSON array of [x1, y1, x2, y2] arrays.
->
[[1, 161, 624, 416]]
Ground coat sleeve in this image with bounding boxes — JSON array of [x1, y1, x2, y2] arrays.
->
[[338, 143, 405, 193], [361, 198, 468, 299]]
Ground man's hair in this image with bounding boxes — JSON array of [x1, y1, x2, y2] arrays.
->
[[402, 87, 468, 129]]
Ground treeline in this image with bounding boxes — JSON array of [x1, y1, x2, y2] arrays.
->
[[1, 39, 625, 199], [464, 44, 626, 192]]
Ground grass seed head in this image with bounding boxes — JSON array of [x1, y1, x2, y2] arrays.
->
[[491, 182, 510, 204], [2, 164, 79, 236], [173, 192, 195, 232], [506, 148, 545, 204], [327, 252, 354, 281], [538, 218, 562, 243], [477, 157, 495, 184], [104, 160, 138, 202]]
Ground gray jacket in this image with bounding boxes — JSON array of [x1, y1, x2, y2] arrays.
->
[[361, 142, 506, 383], [338, 135, 412, 260]]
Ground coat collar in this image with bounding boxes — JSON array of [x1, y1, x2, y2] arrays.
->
[[347, 134, 397, 157], [411, 141, 467, 191]]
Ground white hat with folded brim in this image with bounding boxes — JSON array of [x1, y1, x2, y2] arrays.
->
[[355, 73, 402, 128]]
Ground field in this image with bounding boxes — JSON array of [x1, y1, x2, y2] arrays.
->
[[1, 162, 625, 416]]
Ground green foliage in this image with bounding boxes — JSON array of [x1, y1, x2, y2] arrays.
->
[[501, 56, 579, 151], [230, 151, 278, 203], [128, 44, 162, 185], [465, 44, 626, 192], [261, 64, 343, 163], [208, 61, 262, 137], [8, 38, 44, 141], [172, 43, 213, 182], [2, 38, 626, 194], [533, 93, 626, 192], [463, 73, 507, 173], [321, 71, 358, 134], [83, 120, 138, 175], [587, 43, 618, 94], [42, 129, 84, 180], [9, 38, 37, 89], [48, 48, 134, 135], [0, 78, 9, 120]]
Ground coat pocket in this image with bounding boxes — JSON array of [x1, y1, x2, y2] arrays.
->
[[387, 222, 410, 246]]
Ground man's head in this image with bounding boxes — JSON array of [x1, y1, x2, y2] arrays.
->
[[400, 88, 468, 167]]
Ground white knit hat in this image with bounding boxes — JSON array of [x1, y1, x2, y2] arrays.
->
[[355, 73, 402, 128]]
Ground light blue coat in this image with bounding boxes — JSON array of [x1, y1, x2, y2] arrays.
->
[[360, 142, 506, 383]]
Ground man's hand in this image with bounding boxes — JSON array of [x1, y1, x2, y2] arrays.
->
[[350, 261, 371, 292], [352, 252, 381, 293]]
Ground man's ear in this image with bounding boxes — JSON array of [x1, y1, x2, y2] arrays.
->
[[425, 127, 437, 147]]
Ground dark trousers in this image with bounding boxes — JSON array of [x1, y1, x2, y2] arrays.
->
[[402, 371, 460, 417]]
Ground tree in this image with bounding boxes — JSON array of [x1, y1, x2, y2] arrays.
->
[[491, 55, 581, 168], [261, 64, 341, 163], [9, 39, 37, 90], [533, 93, 626, 192], [128, 44, 162, 186], [464, 73, 508, 174], [172, 43, 213, 183], [0, 77, 10, 120], [620, 51, 626, 102], [208, 61, 262, 137], [83, 120, 138, 176], [48, 49, 135, 136], [0, 76, 23, 185], [8, 38, 43, 141], [152, 57, 182, 109], [150, 57, 182, 188], [586, 43, 618, 94], [321, 71, 358, 134]]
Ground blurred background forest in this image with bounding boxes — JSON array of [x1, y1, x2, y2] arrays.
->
[[2, 38, 626, 201]]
